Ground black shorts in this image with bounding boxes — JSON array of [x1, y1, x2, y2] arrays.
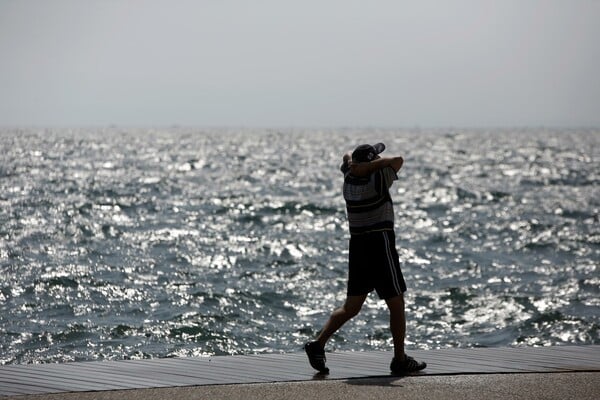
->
[[347, 230, 407, 299]]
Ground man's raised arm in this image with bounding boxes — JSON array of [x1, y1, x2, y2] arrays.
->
[[348, 156, 404, 176]]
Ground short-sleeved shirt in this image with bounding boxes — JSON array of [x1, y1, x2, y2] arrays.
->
[[341, 165, 398, 235]]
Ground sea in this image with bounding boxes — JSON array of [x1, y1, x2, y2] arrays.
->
[[0, 127, 598, 365]]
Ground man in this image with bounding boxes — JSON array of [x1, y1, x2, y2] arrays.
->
[[304, 142, 426, 375]]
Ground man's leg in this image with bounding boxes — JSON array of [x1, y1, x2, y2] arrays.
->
[[385, 294, 406, 359], [305, 294, 367, 373], [386, 294, 427, 374], [316, 294, 368, 347]]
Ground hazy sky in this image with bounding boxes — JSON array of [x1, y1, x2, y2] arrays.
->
[[1, 0, 599, 127]]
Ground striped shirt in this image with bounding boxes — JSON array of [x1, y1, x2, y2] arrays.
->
[[342, 165, 398, 235]]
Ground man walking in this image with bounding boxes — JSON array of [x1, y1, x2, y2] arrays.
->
[[305, 142, 426, 376]]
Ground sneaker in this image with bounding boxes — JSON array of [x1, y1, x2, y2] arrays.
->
[[390, 354, 427, 375], [304, 341, 329, 374]]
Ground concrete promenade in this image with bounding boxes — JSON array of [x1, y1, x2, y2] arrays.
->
[[1, 346, 599, 399], [5, 373, 600, 400]]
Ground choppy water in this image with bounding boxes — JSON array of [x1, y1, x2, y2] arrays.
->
[[0, 127, 598, 364]]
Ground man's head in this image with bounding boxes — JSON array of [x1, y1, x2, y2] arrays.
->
[[351, 143, 385, 163]]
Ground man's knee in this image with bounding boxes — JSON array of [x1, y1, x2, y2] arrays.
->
[[338, 294, 367, 318], [344, 304, 362, 317], [385, 294, 405, 312]]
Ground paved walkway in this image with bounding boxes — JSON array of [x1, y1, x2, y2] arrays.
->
[[6, 373, 600, 400], [1, 346, 599, 398]]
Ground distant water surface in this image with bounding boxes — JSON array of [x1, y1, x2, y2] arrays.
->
[[0, 127, 598, 364]]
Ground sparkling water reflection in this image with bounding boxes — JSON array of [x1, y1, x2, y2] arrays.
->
[[0, 127, 598, 364]]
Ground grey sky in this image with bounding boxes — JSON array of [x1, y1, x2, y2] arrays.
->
[[1, 0, 599, 127]]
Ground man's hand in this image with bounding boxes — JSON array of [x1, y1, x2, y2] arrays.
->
[[343, 152, 352, 164]]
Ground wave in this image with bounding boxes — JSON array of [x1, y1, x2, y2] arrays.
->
[[1, 127, 598, 363]]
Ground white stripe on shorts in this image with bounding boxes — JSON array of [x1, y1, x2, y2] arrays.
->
[[382, 231, 402, 295]]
